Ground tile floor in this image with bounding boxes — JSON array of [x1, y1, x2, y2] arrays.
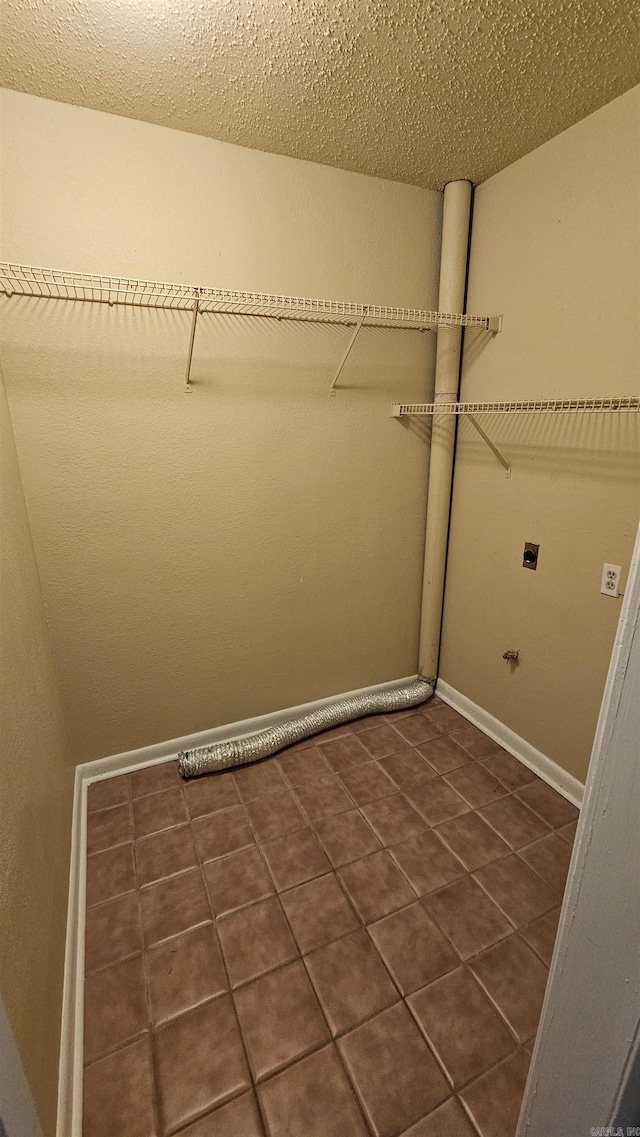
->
[[83, 697, 579, 1137]]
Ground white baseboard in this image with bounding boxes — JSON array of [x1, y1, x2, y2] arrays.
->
[[57, 673, 419, 1134], [78, 673, 420, 787], [436, 680, 584, 808]]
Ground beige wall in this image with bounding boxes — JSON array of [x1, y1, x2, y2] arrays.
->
[[0, 362, 73, 1134], [440, 85, 640, 783], [0, 90, 442, 760]]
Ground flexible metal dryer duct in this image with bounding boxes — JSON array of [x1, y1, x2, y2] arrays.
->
[[178, 677, 433, 778]]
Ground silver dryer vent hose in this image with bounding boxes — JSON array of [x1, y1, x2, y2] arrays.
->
[[178, 677, 434, 778]]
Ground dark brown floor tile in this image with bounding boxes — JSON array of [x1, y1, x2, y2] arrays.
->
[[140, 867, 210, 947], [339, 761, 397, 805], [338, 1002, 449, 1137], [474, 854, 558, 927], [516, 780, 580, 829], [401, 1096, 477, 1136], [316, 724, 352, 742], [277, 746, 331, 786], [315, 809, 381, 867], [129, 761, 181, 799], [350, 713, 386, 733], [234, 959, 330, 1081], [183, 772, 239, 819], [435, 812, 510, 871], [361, 793, 427, 846], [390, 830, 464, 896], [558, 819, 578, 844], [261, 827, 330, 890], [177, 1092, 264, 1136], [424, 875, 513, 959], [217, 895, 297, 986], [203, 845, 274, 917], [518, 832, 573, 896], [318, 734, 371, 773], [280, 873, 359, 954], [416, 736, 470, 776], [258, 1044, 368, 1137], [87, 803, 132, 855], [409, 965, 515, 1089], [460, 1048, 530, 1137], [519, 906, 561, 966], [470, 934, 548, 1041], [135, 823, 198, 887], [293, 775, 354, 821], [192, 805, 255, 863], [384, 707, 421, 724], [132, 787, 188, 840], [422, 703, 469, 734], [450, 726, 499, 760], [369, 903, 457, 995], [155, 996, 250, 1134], [443, 763, 507, 809], [85, 892, 142, 973], [358, 723, 407, 759], [146, 924, 228, 1025], [338, 850, 416, 924], [392, 712, 442, 747], [305, 928, 398, 1035], [83, 1037, 156, 1137], [88, 775, 129, 813], [405, 778, 470, 826], [478, 795, 551, 849], [233, 760, 287, 803], [84, 955, 147, 1064], [86, 843, 136, 907], [481, 750, 537, 791], [245, 788, 306, 842], [280, 736, 315, 755], [379, 749, 438, 789]]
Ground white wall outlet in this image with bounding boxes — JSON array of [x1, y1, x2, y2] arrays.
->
[[601, 563, 622, 597]]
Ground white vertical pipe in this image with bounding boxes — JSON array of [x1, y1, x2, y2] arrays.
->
[[418, 180, 472, 679]]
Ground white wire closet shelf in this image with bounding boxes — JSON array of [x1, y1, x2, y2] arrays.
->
[[391, 397, 640, 417], [391, 396, 640, 479], [0, 263, 502, 332]]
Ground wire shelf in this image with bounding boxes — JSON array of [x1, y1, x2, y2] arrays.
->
[[391, 397, 640, 417], [0, 262, 500, 331]]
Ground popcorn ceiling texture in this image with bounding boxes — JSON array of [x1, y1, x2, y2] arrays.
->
[[1, 0, 639, 189]]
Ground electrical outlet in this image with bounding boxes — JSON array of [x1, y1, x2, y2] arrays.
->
[[600, 563, 622, 597]]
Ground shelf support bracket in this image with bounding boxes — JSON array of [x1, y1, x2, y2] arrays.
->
[[184, 298, 199, 393], [330, 316, 364, 394], [467, 414, 511, 477]]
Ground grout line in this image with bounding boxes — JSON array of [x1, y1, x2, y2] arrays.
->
[[331, 1029, 379, 1136], [212, 920, 263, 1136], [138, 887, 163, 1137], [82, 1025, 150, 1071], [470, 858, 563, 929], [84, 945, 147, 981], [466, 934, 542, 1046]]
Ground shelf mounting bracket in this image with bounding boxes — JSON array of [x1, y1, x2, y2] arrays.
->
[[467, 414, 511, 477], [330, 316, 364, 394], [184, 298, 200, 393]]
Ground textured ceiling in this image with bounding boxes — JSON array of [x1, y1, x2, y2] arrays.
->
[[1, 0, 639, 189]]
